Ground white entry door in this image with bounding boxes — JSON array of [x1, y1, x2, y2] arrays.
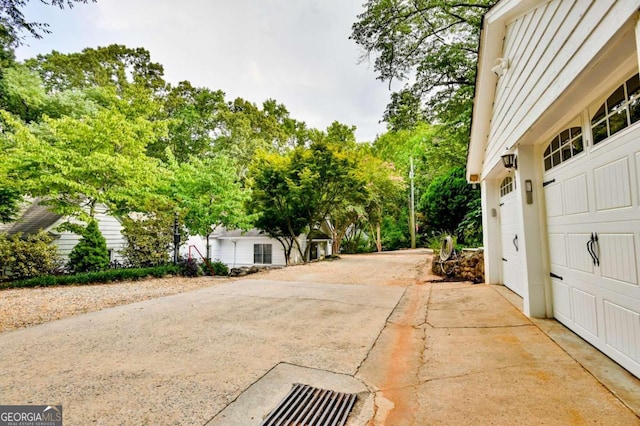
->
[[499, 177, 524, 297], [544, 127, 640, 379]]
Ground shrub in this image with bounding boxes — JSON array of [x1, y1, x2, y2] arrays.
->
[[68, 220, 110, 273], [120, 214, 173, 267], [0, 231, 62, 279], [210, 260, 229, 276], [1, 264, 181, 289], [178, 257, 201, 277], [455, 197, 483, 247]]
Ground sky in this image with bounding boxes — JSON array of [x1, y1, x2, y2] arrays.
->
[[15, 0, 393, 142]]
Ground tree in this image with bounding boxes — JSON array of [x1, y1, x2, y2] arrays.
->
[[1, 90, 166, 221], [0, 188, 21, 223], [351, 0, 494, 140], [0, 0, 95, 47], [248, 151, 307, 264], [68, 220, 110, 272], [25, 44, 165, 94], [169, 154, 251, 260], [421, 166, 480, 239], [0, 65, 47, 121], [360, 153, 405, 252], [289, 139, 364, 260], [148, 81, 226, 162], [249, 132, 364, 262]]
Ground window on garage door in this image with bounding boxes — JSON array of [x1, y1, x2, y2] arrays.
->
[[543, 127, 584, 171], [591, 73, 640, 145], [500, 176, 514, 197]]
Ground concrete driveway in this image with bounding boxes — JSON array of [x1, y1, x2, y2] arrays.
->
[[0, 277, 405, 425], [1, 251, 639, 425]]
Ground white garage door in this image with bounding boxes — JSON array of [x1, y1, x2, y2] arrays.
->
[[544, 126, 640, 378], [499, 177, 525, 297]]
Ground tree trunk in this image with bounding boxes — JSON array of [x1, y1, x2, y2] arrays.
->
[[376, 224, 382, 252]]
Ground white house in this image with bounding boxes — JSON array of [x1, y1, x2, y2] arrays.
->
[[183, 226, 333, 269], [468, 0, 640, 379], [0, 199, 125, 262]]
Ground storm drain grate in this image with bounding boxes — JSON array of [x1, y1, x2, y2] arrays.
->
[[260, 383, 357, 426]]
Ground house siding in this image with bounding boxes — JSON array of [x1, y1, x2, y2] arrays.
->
[[215, 237, 287, 268], [52, 210, 124, 261], [486, 0, 638, 166]]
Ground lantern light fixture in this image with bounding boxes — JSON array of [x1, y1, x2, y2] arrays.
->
[[501, 150, 517, 170]]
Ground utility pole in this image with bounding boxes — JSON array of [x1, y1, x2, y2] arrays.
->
[[409, 157, 416, 249]]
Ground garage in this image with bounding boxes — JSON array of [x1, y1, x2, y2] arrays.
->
[[543, 85, 640, 378], [499, 176, 524, 297], [466, 0, 640, 379]]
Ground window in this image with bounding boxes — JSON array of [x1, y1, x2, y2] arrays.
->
[[254, 244, 272, 264], [543, 127, 583, 171], [500, 176, 514, 197], [591, 73, 640, 145]]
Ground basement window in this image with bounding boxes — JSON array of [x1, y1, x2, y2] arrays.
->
[[591, 73, 640, 145], [543, 127, 583, 171], [500, 176, 514, 197]]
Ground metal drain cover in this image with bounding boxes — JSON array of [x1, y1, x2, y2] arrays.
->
[[260, 383, 357, 426]]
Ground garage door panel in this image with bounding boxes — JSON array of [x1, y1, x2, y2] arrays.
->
[[635, 152, 640, 204], [599, 233, 638, 285], [571, 287, 599, 337], [564, 173, 589, 215], [548, 233, 567, 267], [604, 300, 640, 364], [567, 234, 595, 274], [552, 279, 572, 320], [594, 157, 632, 211], [544, 183, 564, 217]]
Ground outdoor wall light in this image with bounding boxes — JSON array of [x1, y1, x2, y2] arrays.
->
[[501, 152, 517, 170]]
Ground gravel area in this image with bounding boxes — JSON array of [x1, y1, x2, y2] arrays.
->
[[0, 276, 232, 332]]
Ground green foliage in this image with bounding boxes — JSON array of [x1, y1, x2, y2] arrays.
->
[[202, 260, 229, 276], [120, 214, 172, 267], [341, 232, 373, 254], [421, 167, 480, 242], [0, 188, 21, 223], [68, 220, 110, 273], [248, 151, 307, 264], [147, 81, 225, 162], [380, 208, 410, 251], [0, 231, 62, 279], [426, 230, 457, 252], [1, 264, 181, 289], [455, 197, 483, 247], [0, 65, 46, 121], [178, 257, 201, 277], [168, 153, 251, 259], [352, 0, 495, 143], [249, 135, 365, 262], [25, 44, 165, 93]]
